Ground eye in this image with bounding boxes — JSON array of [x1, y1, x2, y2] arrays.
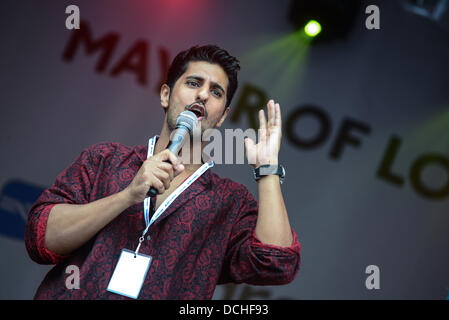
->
[[186, 80, 199, 87], [211, 89, 223, 98]]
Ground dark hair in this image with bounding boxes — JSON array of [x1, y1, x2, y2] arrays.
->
[[165, 45, 240, 108]]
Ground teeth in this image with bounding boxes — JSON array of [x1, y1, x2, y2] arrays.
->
[[190, 105, 204, 117]]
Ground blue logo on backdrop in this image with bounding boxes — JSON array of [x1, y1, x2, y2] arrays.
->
[[0, 179, 46, 240]]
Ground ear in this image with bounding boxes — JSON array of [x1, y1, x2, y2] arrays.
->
[[215, 107, 230, 128], [160, 84, 170, 111]]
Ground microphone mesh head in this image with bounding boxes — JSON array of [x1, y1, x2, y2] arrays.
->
[[176, 110, 198, 132]]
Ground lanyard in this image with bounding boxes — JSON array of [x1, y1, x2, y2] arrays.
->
[[135, 136, 214, 256]]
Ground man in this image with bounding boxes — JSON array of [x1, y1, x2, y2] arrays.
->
[[25, 45, 300, 299]]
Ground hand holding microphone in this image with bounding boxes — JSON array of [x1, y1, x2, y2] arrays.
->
[[123, 109, 198, 205], [124, 108, 200, 204], [145, 110, 198, 197], [122, 149, 183, 206]]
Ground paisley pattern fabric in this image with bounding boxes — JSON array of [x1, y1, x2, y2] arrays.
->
[[25, 142, 301, 299]]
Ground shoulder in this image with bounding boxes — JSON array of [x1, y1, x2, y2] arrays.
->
[[82, 141, 134, 156], [78, 142, 146, 165]]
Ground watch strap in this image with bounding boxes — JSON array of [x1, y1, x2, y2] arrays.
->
[[254, 164, 285, 183]]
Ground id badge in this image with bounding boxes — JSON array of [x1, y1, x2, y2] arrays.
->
[[107, 249, 152, 299]]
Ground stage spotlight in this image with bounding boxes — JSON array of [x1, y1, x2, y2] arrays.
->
[[304, 20, 322, 37], [288, 0, 361, 43], [402, 0, 449, 34]]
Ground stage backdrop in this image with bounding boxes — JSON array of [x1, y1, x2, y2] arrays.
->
[[1, 0, 448, 299]]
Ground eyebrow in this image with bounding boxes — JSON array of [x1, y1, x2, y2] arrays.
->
[[185, 75, 225, 94]]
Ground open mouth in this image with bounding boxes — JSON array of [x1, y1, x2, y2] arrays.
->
[[186, 102, 205, 119]]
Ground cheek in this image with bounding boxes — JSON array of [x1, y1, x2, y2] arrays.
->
[[207, 112, 224, 128], [170, 86, 192, 105], [179, 87, 197, 102]]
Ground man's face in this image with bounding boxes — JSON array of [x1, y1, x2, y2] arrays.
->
[[161, 61, 230, 134]]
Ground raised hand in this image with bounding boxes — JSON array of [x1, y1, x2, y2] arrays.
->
[[245, 99, 282, 168]]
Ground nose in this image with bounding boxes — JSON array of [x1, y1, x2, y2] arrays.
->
[[196, 85, 209, 103]]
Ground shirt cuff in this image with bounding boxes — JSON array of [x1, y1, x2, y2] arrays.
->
[[36, 203, 70, 264], [250, 227, 301, 256]]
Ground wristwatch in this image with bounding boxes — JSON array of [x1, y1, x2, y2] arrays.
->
[[253, 164, 286, 184]]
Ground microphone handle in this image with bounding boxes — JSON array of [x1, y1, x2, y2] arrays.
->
[[147, 186, 159, 197], [146, 126, 189, 197]]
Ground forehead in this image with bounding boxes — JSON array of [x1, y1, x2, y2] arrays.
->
[[181, 61, 229, 90]]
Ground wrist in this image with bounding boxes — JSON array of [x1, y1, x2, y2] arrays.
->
[[253, 164, 286, 184], [256, 174, 279, 184], [119, 187, 136, 208], [256, 158, 278, 167]]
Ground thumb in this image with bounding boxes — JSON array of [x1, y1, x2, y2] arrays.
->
[[244, 138, 257, 166], [173, 163, 185, 177], [155, 149, 180, 166]]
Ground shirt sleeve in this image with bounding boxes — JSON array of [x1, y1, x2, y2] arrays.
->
[[218, 184, 301, 285], [24, 147, 96, 265]]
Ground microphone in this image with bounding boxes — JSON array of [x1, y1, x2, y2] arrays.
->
[[146, 110, 198, 197]]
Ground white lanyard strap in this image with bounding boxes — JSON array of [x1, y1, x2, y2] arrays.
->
[[143, 136, 158, 227], [142, 136, 214, 235]]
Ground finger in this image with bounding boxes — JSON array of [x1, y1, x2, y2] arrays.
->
[[166, 149, 181, 167], [158, 162, 174, 181], [173, 163, 185, 177], [151, 178, 165, 194], [144, 159, 171, 182], [244, 137, 256, 152], [154, 149, 180, 167], [153, 168, 170, 189], [259, 108, 267, 131], [159, 157, 184, 177], [259, 109, 267, 143], [244, 137, 257, 166], [268, 100, 275, 127], [275, 103, 281, 128]]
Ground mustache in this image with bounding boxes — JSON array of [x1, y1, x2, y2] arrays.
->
[[184, 101, 207, 119]]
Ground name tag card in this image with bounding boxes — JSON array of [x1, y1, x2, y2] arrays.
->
[[107, 249, 152, 299]]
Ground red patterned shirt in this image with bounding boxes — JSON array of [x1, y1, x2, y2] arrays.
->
[[25, 142, 301, 299]]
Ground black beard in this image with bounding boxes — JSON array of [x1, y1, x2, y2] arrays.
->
[[166, 105, 178, 132], [167, 117, 177, 132]]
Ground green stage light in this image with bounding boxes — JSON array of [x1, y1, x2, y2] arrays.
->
[[304, 20, 321, 37]]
